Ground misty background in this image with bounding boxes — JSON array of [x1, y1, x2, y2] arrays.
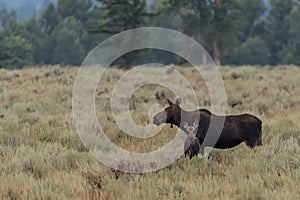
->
[[1, 0, 299, 69]]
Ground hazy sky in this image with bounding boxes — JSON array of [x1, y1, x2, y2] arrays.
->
[[0, 0, 270, 22], [0, 0, 58, 10]]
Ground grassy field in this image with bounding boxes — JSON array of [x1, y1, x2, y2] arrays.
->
[[0, 65, 299, 199]]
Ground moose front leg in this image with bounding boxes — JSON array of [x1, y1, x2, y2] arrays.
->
[[199, 144, 204, 156]]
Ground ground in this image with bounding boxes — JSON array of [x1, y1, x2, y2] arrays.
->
[[0, 65, 299, 199]]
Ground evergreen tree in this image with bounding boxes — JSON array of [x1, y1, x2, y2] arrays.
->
[[52, 17, 85, 65], [57, 0, 93, 23], [225, 0, 268, 65], [168, 0, 212, 64], [41, 3, 61, 35], [1, 0, 300, 67], [0, 9, 16, 28], [0, 18, 36, 68], [278, 1, 300, 65], [0, 35, 33, 68], [230, 36, 270, 65], [39, 0, 96, 66], [90, 0, 149, 34], [25, 17, 45, 64], [56, 0, 98, 57], [264, 0, 294, 65], [149, 0, 180, 29], [235, 0, 266, 43], [167, 0, 238, 66], [209, 0, 239, 66], [89, 0, 161, 68]]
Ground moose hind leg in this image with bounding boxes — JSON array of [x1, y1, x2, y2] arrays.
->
[[246, 129, 263, 148], [256, 129, 263, 146], [245, 138, 259, 148], [199, 145, 204, 156]]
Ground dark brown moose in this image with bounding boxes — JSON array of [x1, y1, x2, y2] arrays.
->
[[153, 99, 263, 158]]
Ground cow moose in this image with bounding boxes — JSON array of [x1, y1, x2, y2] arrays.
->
[[183, 122, 200, 159], [153, 98, 263, 158]]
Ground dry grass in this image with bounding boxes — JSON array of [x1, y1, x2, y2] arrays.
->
[[0, 65, 299, 199]]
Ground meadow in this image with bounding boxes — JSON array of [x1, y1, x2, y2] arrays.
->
[[0, 65, 299, 199]]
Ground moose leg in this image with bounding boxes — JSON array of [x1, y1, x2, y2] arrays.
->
[[184, 137, 192, 158], [199, 145, 204, 156], [191, 137, 200, 158], [246, 130, 263, 148], [246, 139, 259, 148], [256, 129, 263, 146]]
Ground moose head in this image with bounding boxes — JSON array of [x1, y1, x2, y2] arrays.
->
[[152, 98, 182, 128]]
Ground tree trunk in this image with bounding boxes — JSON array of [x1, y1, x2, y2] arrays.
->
[[213, 0, 221, 66], [213, 32, 221, 66], [124, 55, 133, 69], [199, 33, 207, 65], [187, 36, 192, 62]]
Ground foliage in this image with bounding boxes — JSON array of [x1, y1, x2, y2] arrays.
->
[[1, 0, 300, 68], [41, 3, 61, 35], [57, 0, 93, 22], [52, 17, 86, 66], [278, 1, 300, 65], [0, 9, 16, 28], [229, 36, 270, 65], [235, 0, 266, 43], [90, 0, 149, 34], [263, 0, 294, 65], [0, 0, 100, 68], [88, 0, 163, 68], [0, 35, 33, 68]]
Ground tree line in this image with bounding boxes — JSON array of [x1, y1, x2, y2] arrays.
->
[[0, 0, 300, 69]]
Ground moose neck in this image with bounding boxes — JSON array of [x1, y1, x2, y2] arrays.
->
[[168, 108, 190, 130]]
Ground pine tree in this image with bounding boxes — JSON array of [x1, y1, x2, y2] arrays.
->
[[41, 3, 61, 35], [89, 0, 149, 34], [89, 0, 161, 68], [264, 0, 294, 65], [52, 17, 85, 66]]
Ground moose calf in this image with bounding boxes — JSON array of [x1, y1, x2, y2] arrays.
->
[[183, 122, 200, 159]]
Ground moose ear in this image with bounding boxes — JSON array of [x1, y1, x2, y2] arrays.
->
[[193, 121, 198, 128], [175, 98, 182, 105], [167, 99, 174, 106], [183, 122, 188, 129]]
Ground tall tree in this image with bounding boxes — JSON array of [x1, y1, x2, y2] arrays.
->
[[0, 18, 35, 68], [168, 0, 211, 64], [230, 36, 270, 65], [168, 0, 239, 66], [0, 35, 33, 68], [264, 0, 294, 65], [52, 17, 85, 65], [89, 0, 150, 34], [235, 0, 266, 43], [57, 0, 93, 23], [210, 0, 239, 66], [89, 0, 160, 68], [25, 17, 45, 64], [278, 1, 300, 65], [149, 0, 177, 29], [0, 9, 16, 29], [41, 3, 61, 35], [225, 0, 267, 65]]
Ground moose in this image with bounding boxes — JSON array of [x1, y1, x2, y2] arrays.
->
[[153, 98, 263, 158], [183, 122, 200, 159]]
